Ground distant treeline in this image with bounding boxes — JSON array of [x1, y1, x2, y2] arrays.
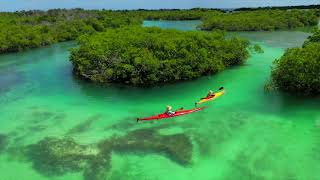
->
[[0, 9, 222, 54], [0, 8, 319, 54], [131, 8, 226, 13], [142, 10, 222, 20], [234, 4, 320, 11], [270, 29, 320, 96], [70, 27, 250, 85], [0, 9, 141, 53], [200, 9, 320, 31]]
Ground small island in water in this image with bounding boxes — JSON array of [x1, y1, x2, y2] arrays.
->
[[0, 3, 320, 180], [1, 7, 314, 93], [70, 27, 250, 85]]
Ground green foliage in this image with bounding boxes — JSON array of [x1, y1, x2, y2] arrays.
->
[[70, 27, 249, 85], [141, 9, 223, 20], [271, 30, 320, 95], [0, 8, 318, 54], [234, 4, 320, 11], [0, 9, 223, 54], [303, 28, 320, 46], [200, 10, 319, 31], [0, 9, 143, 54], [249, 44, 264, 54]]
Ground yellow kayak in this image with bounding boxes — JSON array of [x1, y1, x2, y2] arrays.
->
[[196, 87, 225, 105]]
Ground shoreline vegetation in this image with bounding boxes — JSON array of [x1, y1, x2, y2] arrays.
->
[[233, 4, 320, 11], [199, 10, 320, 31], [70, 27, 250, 85], [269, 29, 320, 96], [0, 5, 319, 89], [0, 7, 319, 54]]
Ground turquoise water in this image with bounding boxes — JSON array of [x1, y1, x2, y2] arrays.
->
[[0, 22, 320, 180], [143, 20, 202, 31]]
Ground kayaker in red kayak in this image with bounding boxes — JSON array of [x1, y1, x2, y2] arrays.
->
[[165, 105, 175, 116], [137, 106, 204, 122], [165, 105, 185, 116]]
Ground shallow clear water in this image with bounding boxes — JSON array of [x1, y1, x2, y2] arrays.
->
[[143, 20, 202, 31], [0, 22, 320, 180]]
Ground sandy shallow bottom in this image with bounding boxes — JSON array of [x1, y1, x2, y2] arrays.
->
[[0, 26, 319, 180]]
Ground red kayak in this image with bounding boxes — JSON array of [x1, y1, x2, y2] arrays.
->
[[137, 107, 206, 122]]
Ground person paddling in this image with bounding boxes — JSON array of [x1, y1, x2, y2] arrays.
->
[[195, 87, 224, 106], [165, 105, 176, 116], [206, 90, 215, 98], [208, 87, 224, 97]]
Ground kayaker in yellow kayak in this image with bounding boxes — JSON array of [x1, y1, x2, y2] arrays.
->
[[196, 87, 224, 106], [206, 90, 215, 98]]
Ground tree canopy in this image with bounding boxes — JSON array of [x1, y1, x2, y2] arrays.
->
[[0, 8, 318, 54], [70, 27, 250, 85], [0, 9, 142, 53], [271, 29, 320, 96], [200, 10, 319, 31]]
